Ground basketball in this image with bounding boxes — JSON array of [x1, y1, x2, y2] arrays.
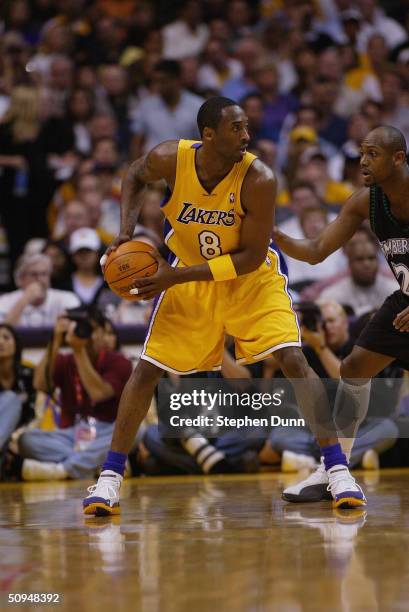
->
[[104, 240, 158, 301]]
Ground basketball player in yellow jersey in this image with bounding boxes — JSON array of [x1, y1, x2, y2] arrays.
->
[[83, 97, 366, 516]]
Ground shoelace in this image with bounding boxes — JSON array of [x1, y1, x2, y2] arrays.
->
[[326, 470, 361, 494], [86, 478, 119, 497]]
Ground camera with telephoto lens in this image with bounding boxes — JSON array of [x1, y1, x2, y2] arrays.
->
[[294, 302, 323, 332], [65, 306, 94, 339]]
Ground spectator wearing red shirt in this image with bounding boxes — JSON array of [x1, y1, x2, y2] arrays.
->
[[19, 307, 132, 480]]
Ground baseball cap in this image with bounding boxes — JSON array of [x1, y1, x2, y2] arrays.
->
[[290, 126, 318, 143], [69, 228, 101, 253]]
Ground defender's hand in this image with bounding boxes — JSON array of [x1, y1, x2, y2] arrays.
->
[[129, 251, 178, 300], [393, 306, 409, 332], [100, 233, 132, 272]]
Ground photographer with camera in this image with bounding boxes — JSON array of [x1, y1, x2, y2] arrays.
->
[[299, 301, 353, 379], [18, 307, 132, 481]]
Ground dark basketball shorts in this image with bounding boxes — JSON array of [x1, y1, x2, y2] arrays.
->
[[357, 290, 409, 366]]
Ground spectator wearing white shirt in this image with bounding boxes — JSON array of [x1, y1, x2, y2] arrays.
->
[[356, 0, 407, 52], [0, 254, 79, 327], [162, 0, 209, 60], [130, 60, 203, 158], [278, 183, 347, 289], [197, 39, 243, 93], [319, 240, 399, 315]]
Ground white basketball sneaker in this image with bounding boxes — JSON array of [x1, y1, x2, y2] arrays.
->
[[327, 465, 367, 509], [83, 470, 123, 516], [282, 457, 331, 502]]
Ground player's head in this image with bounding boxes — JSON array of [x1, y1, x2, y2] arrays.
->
[[197, 96, 249, 162], [360, 125, 408, 186]]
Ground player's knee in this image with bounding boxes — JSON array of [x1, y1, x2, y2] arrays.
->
[[340, 352, 360, 381], [129, 359, 163, 390], [274, 347, 309, 378]]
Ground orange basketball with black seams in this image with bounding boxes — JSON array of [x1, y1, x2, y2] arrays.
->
[[104, 240, 158, 301]]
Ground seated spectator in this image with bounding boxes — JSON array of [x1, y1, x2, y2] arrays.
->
[[278, 183, 347, 290], [77, 171, 120, 240], [319, 239, 399, 315], [130, 59, 203, 157], [162, 0, 209, 60], [0, 254, 79, 327], [197, 38, 243, 93], [68, 228, 105, 306], [42, 241, 72, 291], [0, 324, 36, 476], [296, 149, 354, 207], [252, 60, 299, 143], [53, 199, 89, 246], [19, 308, 132, 480], [221, 37, 262, 102]]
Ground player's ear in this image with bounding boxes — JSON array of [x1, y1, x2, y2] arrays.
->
[[202, 126, 214, 142], [394, 151, 407, 166]]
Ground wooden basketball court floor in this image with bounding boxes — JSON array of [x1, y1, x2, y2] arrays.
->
[[1, 470, 409, 612]]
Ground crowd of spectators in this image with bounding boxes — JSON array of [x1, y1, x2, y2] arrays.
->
[[1, 0, 409, 481]]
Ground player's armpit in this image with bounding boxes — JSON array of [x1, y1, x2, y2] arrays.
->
[[232, 160, 276, 274]]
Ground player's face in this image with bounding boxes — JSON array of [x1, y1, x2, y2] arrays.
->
[[359, 138, 394, 185], [213, 106, 250, 163]]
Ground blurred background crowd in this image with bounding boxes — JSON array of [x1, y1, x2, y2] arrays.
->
[[1, 0, 409, 482]]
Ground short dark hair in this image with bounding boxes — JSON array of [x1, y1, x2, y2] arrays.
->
[[370, 125, 407, 155], [153, 59, 181, 79], [197, 96, 238, 137]]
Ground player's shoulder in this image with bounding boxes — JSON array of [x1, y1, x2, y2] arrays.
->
[[244, 157, 276, 186], [343, 186, 370, 216], [147, 139, 180, 162]]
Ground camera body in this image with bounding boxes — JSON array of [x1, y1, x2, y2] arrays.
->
[[66, 307, 94, 339], [294, 302, 323, 332]]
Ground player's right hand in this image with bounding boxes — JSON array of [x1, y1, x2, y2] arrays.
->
[[100, 233, 132, 272]]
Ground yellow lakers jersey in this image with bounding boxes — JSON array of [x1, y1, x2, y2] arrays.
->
[[162, 139, 257, 266]]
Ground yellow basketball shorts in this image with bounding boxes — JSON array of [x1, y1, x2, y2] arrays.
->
[[141, 249, 301, 374]]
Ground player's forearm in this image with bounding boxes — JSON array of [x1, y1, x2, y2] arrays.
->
[[72, 348, 114, 403], [119, 161, 146, 238], [174, 249, 264, 284], [276, 233, 322, 264]]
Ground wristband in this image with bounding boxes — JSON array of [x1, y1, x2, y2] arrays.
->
[[208, 254, 237, 281]]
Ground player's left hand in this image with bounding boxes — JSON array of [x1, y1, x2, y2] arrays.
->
[[393, 307, 409, 332], [129, 251, 179, 299]]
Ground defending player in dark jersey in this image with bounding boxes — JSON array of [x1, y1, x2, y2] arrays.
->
[[275, 125, 409, 503]]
